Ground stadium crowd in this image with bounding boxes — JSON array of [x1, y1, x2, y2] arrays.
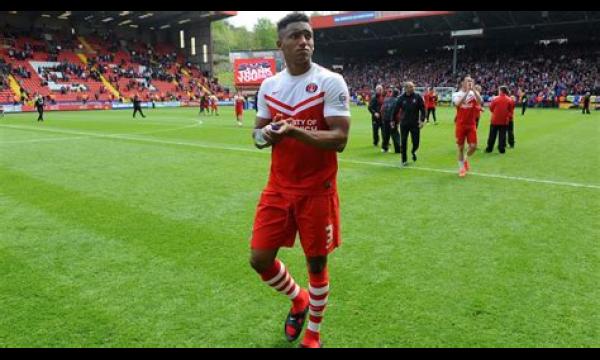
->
[[343, 43, 599, 105], [0, 24, 227, 104]]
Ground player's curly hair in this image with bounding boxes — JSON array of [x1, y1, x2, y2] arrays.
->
[[277, 12, 310, 33]]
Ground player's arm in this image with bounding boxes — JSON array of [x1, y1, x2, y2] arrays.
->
[[252, 83, 274, 149], [473, 88, 483, 105], [453, 91, 469, 107], [418, 95, 426, 124], [252, 117, 273, 149]]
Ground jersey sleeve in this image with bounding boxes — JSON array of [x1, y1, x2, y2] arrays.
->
[[452, 91, 463, 107], [256, 81, 271, 119], [323, 74, 351, 118]]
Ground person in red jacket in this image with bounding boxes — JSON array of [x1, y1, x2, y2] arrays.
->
[[485, 86, 515, 154], [424, 87, 438, 124]]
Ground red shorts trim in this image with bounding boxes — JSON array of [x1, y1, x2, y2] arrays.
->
[[455, 124, 477, 146], [251, 191, 341, 257]]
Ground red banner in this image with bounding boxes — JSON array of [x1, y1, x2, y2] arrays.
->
[[233, 58, 276, 87]]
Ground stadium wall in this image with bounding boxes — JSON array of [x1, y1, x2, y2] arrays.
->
[[0, 100, 240, 113], [2, 96, 597, 114]]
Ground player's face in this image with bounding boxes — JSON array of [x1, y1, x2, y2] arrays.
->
[[404, 83, 414, 94], [277, 22, 314, 66], [462, 77, 473, 90]]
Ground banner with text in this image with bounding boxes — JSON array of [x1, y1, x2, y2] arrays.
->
[[233, 58, 276, 88]]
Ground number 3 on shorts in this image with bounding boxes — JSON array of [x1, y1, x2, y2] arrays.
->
[[325, 224, 333, 247]]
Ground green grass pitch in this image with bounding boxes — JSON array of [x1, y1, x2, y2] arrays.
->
[[0, 105, 598, 347]]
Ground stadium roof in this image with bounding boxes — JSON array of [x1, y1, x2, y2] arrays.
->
[[3, 11, 236, 30], [312, 11, 600, 54]]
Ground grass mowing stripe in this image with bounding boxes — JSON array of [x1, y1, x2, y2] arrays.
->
[[0, 249, 135, 347], [3, 123, 598, 190], [0, 167, 247, 275], [0, 168, 314, 347]]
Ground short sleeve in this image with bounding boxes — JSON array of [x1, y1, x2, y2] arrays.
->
[[256, 80, 271, 119], [452, 91, 463, 107], [323, 74, 351, 118]]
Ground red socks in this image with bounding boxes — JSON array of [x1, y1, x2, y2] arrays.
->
[[304, 267, 329, 343], [259, 259, 303, 305]]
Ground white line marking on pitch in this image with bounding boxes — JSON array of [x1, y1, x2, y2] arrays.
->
[[1, 136, 90, 144], [0, 123, 198, 144], [1, 124, 598, 190], [342, 159, 600, 190]]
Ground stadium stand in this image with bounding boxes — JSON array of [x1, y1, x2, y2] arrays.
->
[[341, 42, 599, 106], [0, 24, 227, 106], [311, 11, 600, 108]]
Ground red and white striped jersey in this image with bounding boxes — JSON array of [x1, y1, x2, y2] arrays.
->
[[257, 62, 351, 195], [453, 90, 479, 126]]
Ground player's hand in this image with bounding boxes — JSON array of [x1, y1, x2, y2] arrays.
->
[[260, 114, 282, 143], [418, 121, 424, 129], [259, 127, 275, 144], [264, 117, 292, 143], [269, 119, 293, 137], [374, 112, 380, 119]]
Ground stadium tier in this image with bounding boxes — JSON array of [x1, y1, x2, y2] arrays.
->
[[0, 25, 227, 106], [340, 42, 599, 106], [310, 11, 599, 106]]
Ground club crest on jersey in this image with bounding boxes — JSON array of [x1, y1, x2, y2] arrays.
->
[[306, 83, 319, 93]]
